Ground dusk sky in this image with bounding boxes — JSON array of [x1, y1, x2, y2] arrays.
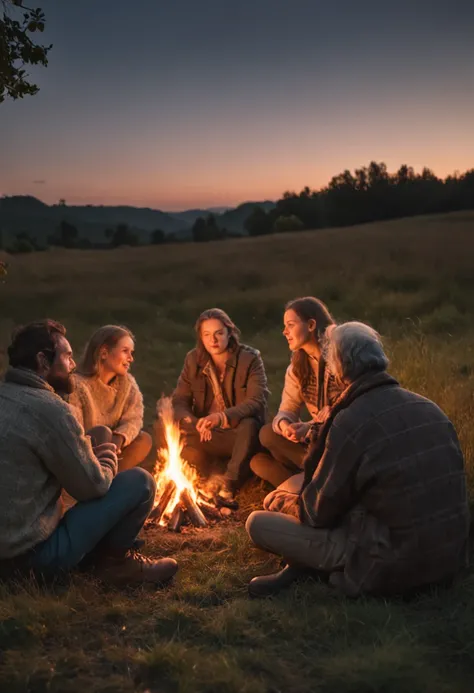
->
[[1, 0, 473, 211]]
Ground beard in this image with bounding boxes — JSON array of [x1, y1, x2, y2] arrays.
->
[[47, 372, 74, 395]]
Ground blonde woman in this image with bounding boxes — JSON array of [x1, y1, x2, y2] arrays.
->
[[69, 325, 152, 471]]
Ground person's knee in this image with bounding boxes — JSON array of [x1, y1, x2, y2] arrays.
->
[[236, 417, 260, 441], [115, 467, 156, 503], [249, 455, 260, 476], [87, 425, 113, 446], [135, 430, 153, 457], [259, 423, 276, 450], [249, 451, 269, 478], [237, 417, 259, 431], [140, 431, 153, 455], [245, 510, 268, 544]]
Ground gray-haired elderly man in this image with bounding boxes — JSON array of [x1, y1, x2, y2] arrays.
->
[[246, 322, 470, 598]]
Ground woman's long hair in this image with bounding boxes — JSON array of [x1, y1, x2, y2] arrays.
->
[[78, 325, 135, 376], [285, 297, 334, 390], [194, 308, 241, 363]]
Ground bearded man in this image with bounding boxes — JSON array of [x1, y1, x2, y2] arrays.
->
[[0, 320, 177, 585]]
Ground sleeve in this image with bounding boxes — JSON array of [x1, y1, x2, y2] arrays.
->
[[171, 355, 195, 421], [299, 416, 360, 528], [37, 402, 117, 502], [113, 377, 144, 446], [272, 364, 304, 434], [223, 353, 269, 427]]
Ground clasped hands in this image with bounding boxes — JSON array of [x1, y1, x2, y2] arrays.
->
[[279, 420, 311, 443], [263, 471, 304, 517], [263, 488, 300, 516], [92, 441, 119, 469]]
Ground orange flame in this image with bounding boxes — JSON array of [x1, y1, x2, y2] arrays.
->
[[154, 396, 199, 524]]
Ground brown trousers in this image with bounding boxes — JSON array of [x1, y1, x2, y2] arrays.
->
[[251, 423, 307, 487]]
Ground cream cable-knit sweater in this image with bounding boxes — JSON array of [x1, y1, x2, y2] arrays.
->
[[0, 368, 117, 559], [69, 373, 144, 446]]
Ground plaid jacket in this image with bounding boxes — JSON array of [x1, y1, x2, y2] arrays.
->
[[300, 374, 470, 596]]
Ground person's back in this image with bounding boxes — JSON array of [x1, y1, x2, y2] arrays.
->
[[333, 382, 469, 596], [0, 367, 116, 559], [1, 369, 73, 557]]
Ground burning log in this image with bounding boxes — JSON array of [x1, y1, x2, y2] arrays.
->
[[149, 478, 176, 522], [168, 504, 185, 532], [180, 488, 208, 528], [199, 501, 222, 521]]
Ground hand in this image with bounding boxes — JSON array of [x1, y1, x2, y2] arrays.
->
[[279, 420, 293, 440], [112, 433, 125, 453], [263, 489, 300, 516], [281, 422, 310, 443], [196, 413, 221, 431], [94, 442, 118, 470], [196, 413, 221, 442]]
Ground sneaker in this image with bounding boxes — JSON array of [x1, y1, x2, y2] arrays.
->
[[95, 549, 178, 586]]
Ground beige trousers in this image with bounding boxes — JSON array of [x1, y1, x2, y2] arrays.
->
[[246, 473, 347, 572]]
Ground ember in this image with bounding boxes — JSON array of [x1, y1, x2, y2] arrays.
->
[[150, 397, 235, 531]]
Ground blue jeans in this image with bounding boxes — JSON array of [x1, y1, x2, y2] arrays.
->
[[29, 467, 156, 573]]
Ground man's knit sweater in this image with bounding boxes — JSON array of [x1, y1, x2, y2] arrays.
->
[[0, 368, 117, 559], [69, 373, 144, 446]]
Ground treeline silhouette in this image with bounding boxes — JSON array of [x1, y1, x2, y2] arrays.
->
[[0, 222, 172, 254], [244, 162, 474, 237], [2, 162, 473, 252]]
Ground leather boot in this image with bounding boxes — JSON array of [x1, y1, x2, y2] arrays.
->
[[95, 548, 178, 586], [248, 564, 305, 597], [216, 479, 239, 510]]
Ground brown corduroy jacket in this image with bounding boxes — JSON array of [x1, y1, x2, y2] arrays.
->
[[172, 344, 269, 428]]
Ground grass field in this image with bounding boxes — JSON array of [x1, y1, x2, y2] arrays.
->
[[1, 211, 474, 692]]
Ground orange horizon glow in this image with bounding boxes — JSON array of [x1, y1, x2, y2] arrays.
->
[[3, 154, 472, 212]]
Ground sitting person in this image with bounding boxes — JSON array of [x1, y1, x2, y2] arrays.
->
[[0, 320, 177, 585], [246, 321, 470, 598], [251, 296, 344, 488], [69, 325, 152, 472], [171, 308, 269, 503]]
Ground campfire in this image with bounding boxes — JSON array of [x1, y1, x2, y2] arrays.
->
[[148, 397, 233, 532]]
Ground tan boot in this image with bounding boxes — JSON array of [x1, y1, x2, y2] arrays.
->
[[95, 549, 178, 586]]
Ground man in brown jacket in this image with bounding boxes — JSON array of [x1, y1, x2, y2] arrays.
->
[[246, 322, 469, 598], [171, 308, 269, 504]]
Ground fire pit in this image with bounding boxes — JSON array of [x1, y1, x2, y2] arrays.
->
[[147, 397, 235, 532]]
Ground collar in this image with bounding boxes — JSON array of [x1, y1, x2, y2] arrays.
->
[[200, 345, 240, 372], [4, 367, 56, 393]]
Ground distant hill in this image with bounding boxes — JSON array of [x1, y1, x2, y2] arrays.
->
[[173, 201, 276, 235], [0, 197, 275, 244], [0, 196, 188, 245], [217, 201, 275, 234], [170, 206, 233, 225]]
